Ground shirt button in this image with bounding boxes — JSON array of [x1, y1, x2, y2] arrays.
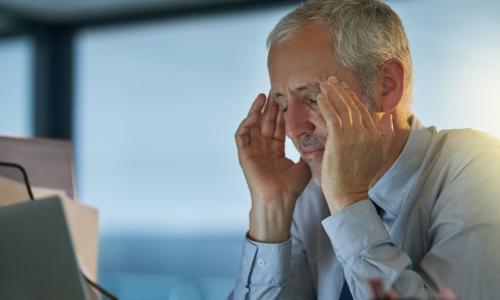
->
[[257, 258, 266, 267]]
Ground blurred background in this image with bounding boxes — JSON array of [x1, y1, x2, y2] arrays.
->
[[0, 0, 499, 299]]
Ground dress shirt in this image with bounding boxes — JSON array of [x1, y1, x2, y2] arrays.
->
[[228, 117, 500, 299]]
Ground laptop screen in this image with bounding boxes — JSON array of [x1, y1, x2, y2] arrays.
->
[[0, 197, 89, 300], [0, 136, 76, 200]]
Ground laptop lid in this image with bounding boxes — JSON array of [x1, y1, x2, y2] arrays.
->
[[0, 196, 89, 300]]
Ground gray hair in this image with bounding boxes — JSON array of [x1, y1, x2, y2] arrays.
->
[[267, 0, 413, 109]]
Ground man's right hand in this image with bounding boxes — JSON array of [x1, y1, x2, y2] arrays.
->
[[235, 93, 311, 243]]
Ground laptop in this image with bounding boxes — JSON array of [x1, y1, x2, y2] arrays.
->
[[0, 196, 90, 300], [0, 136, 77, 199]]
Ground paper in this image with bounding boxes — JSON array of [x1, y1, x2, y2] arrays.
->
[[0, 176, 99, 282]]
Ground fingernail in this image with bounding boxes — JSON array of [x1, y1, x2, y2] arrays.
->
[[316, 94, 326, 101], [328, 76, 339, 84], [341, 82, 349, 89]]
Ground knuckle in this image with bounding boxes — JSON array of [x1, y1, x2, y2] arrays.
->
[[358, 134, 367, 144]]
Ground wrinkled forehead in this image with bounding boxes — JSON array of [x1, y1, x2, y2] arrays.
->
[[267, 23, 337, 95]]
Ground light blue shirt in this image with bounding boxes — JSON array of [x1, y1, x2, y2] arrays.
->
[[229, 118, 500, 299]]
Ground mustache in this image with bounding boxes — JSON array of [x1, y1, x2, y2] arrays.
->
[[298, 134, 326, 152]]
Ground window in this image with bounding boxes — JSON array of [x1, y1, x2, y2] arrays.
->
[[392, 0, 500, 136], [74, 6, 294, 299], [75, 6, 297, 236], [73, 1, 500, 298], [0, 37, 32, 136]]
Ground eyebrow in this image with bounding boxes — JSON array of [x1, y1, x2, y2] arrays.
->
[[272, 82, 321, 102]]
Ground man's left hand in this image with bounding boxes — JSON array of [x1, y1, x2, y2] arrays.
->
[[316, 76, 394, 213]]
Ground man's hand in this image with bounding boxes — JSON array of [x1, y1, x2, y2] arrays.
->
[[368, 278, 457, 300], [316, 76, 394, 213], [235, 93, 311, 243]]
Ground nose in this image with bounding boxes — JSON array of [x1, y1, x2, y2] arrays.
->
[[285, 100, 315, 140]]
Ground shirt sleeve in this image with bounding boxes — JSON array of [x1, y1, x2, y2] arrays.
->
[[322, 200, 432, 299], [227, 235, 291, 300], [228, 223, 316, 300]]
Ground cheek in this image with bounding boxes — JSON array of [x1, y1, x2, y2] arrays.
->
[[310, 108, 328, 136]]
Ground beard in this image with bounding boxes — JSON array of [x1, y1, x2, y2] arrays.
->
[[298, 133, 326, 184], [308, 157, 323, 186]]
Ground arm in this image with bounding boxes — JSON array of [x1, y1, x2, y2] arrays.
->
[[316, 75, 500, 299], [321, 146, 500, 299], [229, 222, 315, 299], [229, 93, 312, 299], [322, 199, 431, 299], [228, 236, 292, 300]]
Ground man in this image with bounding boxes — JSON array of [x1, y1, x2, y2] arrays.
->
[[229, 0, 500, 299]]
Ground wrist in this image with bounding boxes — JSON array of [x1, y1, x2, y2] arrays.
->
[[325, 192, 368, 214], [248, 206, 293, 243], [248, 230, 290, 244]]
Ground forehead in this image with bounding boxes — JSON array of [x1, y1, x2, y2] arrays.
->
[[267, 23, 337, 91]]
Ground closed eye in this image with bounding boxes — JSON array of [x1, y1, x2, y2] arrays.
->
[[274, 98, 288, 113], [307, 93, 320, 105]]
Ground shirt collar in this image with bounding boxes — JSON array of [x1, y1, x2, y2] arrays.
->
[[368, 116, 435, 217]]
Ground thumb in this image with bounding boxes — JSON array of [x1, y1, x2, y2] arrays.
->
[[294, 158, 312, 181]]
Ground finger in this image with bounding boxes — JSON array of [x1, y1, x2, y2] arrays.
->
[[367, 278, 385, 300], [273, 107, 286, 141], [339, 82, 364, 130], [387, 290, 400, 300], [236, 116, 262, 148], [235, 118, 251, 148], [435, 288, 457, 300], [249, 124, 262, 146], [261, 99, 279, 138], [348, 90, 377, 131], [320, 77, 352, 126], [236, 93, 266, 148], [316, 92, 341, 134], [236, 115, 263, 148], [246, 93, 266, 124]]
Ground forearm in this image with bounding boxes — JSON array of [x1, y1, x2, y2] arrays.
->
[[322, 200, 435, 299], [249, 202, 294, 243], [342, 242, 434, 299]]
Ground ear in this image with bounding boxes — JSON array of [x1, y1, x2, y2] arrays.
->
[[373, 58, 405, 113]]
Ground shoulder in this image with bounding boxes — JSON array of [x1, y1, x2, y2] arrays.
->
[[434, 128, 500, 157], [428, 128, 500, 225], [427, 128, 500, 181]]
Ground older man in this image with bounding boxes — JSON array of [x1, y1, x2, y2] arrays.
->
[[230, 0, 500, 299]]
